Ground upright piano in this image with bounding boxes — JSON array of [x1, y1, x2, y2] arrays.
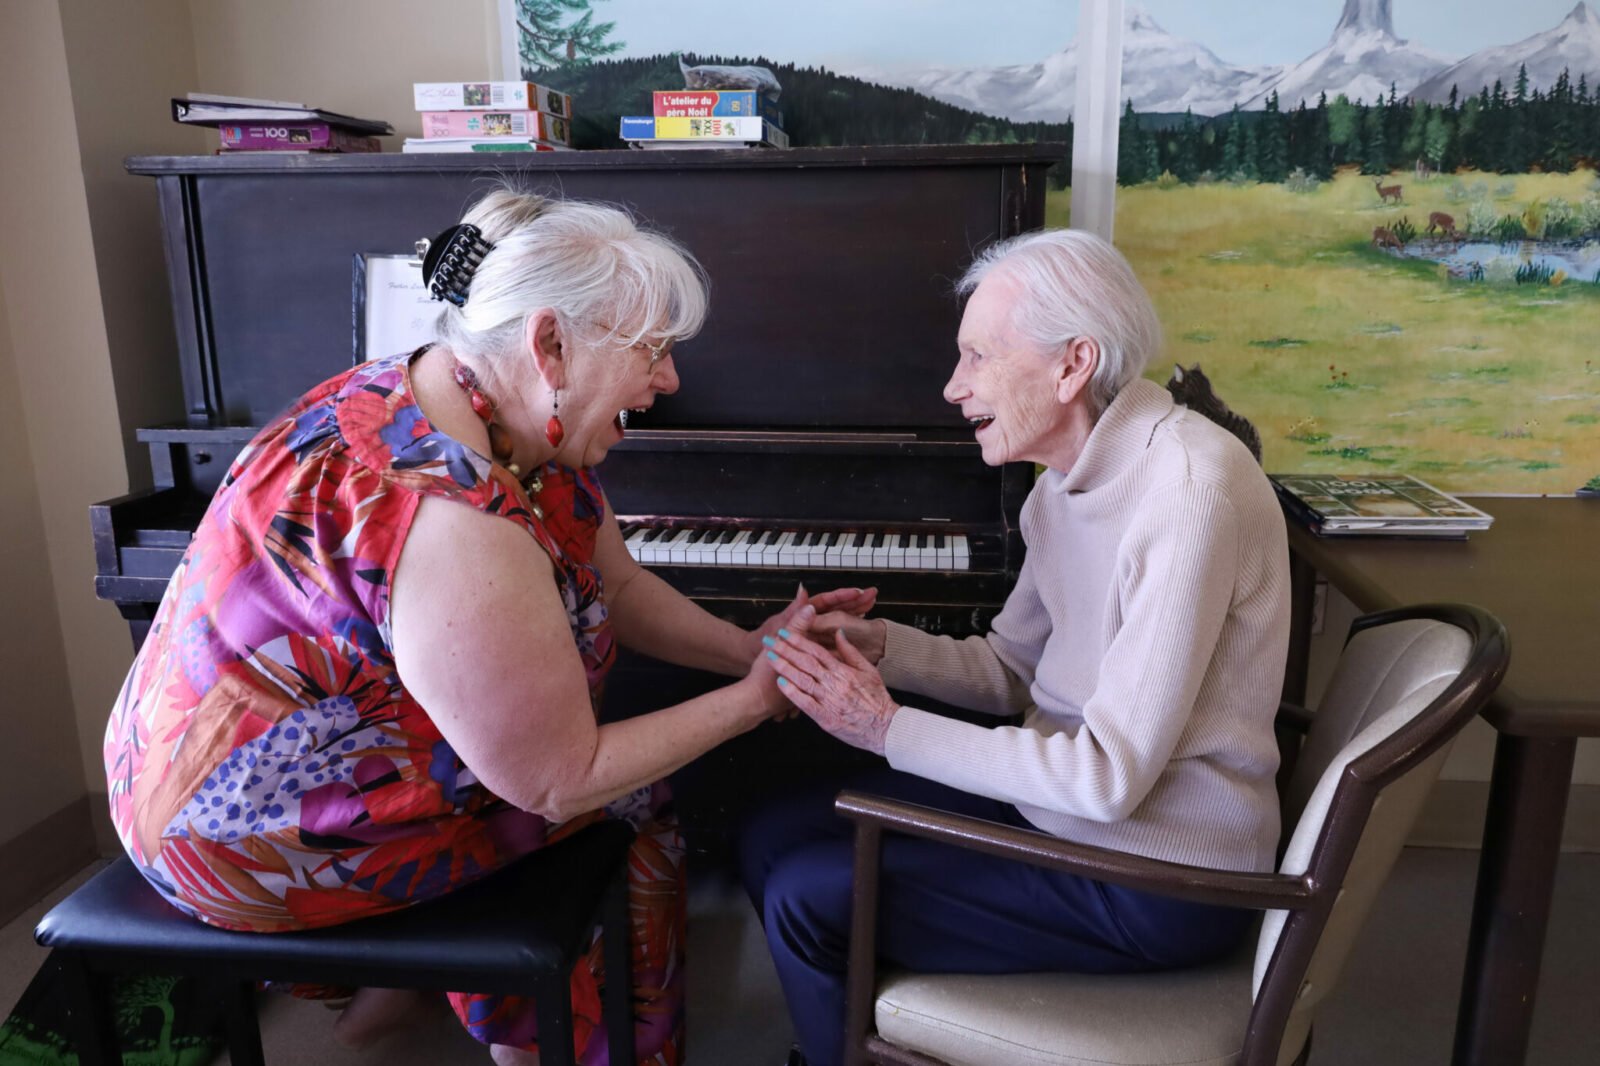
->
[[95, 145, 1064, 849]]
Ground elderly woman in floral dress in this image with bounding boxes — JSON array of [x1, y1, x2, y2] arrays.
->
[[103, 188, 872, 1065]]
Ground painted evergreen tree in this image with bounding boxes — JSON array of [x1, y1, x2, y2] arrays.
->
[[1310, 92, 1333, 178], [1222, 105, 1243, 177], [1327, 93, 1360, 166], [1118, 102, 1148, 183], [1424, 108, 1450, 170], [514, 0, 622, 72], [1362, 101, 1389, 174], [1258, 91, 1289, 182]]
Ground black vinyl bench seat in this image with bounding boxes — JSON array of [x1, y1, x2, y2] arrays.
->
[[34, 820, 637, 1066]]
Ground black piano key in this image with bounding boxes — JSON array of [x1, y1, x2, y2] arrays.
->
[[798, 532, 814, 547], [821, 532, 838, 547], [641, 526, 665, 542], [870, 533, 884, 548], [936, 534, 948, 549], [685, 529, 704, 544], [757, 530, 776, 546], [718, 529, 737, 544]]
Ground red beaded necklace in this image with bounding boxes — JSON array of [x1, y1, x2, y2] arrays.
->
[[449, 359, 544, 496]]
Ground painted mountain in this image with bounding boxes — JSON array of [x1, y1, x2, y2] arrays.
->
[[1120, 7, 1281, 116], [1410, 2, 1600, 103], [1241, 0, 1454, 109], [848, 7, 1283, 121], [847, 39, 1079, 123]]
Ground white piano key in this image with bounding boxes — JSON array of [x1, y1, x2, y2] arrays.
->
[[841, 533, 862, 569], [745, 528, 771, 563], [890, 533, 912, 570], [718, 529, 747, 566], [780, 531, 808, 567], [936, 534, 955, 570], [823, 533, 846, 568], [951, 534, 970, 571], [624, 526, 650, 561], [665, 529, 694, 565], [914, 534, 939, 570], [637, 528, 667, 565], [805, 532, 829, 567], [761, 528, 787, 563], [865, 533, 887, 569], [683, 529, 718, 565]]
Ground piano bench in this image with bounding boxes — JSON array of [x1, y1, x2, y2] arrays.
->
[[33, 820, 637, 1066]]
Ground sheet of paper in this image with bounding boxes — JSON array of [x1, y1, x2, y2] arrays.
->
[[361, 256, 436, 362]]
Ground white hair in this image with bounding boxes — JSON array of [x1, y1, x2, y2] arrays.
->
[[956, 229, 1162, 417], [433, 187, 710, 392]]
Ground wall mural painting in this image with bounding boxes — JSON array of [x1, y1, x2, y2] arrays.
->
[[503, 0, 1077, 203], [1117, 0, 1600, 493]]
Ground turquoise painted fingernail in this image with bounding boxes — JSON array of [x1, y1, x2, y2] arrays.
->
[[777, 677, 789, 687], [761, 635, 776, 647], [778, 628, 791, 639], [766, 650, 778, 661]]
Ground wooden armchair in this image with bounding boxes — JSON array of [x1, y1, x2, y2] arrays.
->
[[836, 603, 1509, 1066]]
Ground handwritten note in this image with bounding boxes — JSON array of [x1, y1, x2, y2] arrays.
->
[[359, 256, 436, 362]]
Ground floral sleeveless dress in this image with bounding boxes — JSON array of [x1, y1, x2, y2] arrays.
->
[[103, 350, 683, 1064]]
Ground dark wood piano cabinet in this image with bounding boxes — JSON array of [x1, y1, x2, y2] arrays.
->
[[99, 145, 1065, 850]]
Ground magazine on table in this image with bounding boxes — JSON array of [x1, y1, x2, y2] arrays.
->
[[1269, 474, 1494, 537]]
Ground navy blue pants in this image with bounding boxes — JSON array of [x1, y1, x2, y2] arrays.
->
[[739, 768, 1254, 1066]]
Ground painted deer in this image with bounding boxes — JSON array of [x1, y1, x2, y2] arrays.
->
[[1373, 177, 1403, 203], [1427, 211, 1461, 240], [1372, 226, 1404, 251]]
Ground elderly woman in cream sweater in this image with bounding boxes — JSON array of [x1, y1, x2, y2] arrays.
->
[[748, 229, 1292, 1066]]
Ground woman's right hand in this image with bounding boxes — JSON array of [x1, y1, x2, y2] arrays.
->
[[742, 643, 797, 720]]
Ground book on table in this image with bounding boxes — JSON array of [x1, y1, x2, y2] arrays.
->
[[620, 115, 788, 148], [401, 137, 571, 154], [652, 90, 782, 126], [172, 95, 393, 136], [1269, 474, 1494, 537], [218, 123, 381, 152], [419, 109, 571, 144], [412, 80, 572, 117]]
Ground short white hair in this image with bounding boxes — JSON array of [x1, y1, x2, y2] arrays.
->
[[956, 229, 1162, 416], [434, 187, 710, 391]]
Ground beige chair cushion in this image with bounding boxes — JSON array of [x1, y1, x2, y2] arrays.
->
[[874, 954, 1251, 1066]]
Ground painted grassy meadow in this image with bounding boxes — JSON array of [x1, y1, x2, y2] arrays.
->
[[1045, 169, 1600, 494]]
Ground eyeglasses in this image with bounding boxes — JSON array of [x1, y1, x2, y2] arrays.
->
[[590, 321, 675, 371], [633, 335, 675, 370]]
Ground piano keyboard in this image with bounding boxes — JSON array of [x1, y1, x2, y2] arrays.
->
[[619, 524, 971, 571]]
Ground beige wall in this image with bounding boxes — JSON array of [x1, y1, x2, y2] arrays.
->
[[0, 284, 85, 846], [59, 0, 208, 476], [0, 0, 124, 843], [189, 0, 502, 141]]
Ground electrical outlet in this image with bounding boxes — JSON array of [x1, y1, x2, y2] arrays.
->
[[1311, 578, 1328, 636]]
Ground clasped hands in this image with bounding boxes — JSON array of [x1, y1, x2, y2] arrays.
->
[[752, 587, 897, 756]]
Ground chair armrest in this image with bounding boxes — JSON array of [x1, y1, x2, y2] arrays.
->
[[834, 791, 1313, 911], [1276, 700, 1315, 734]]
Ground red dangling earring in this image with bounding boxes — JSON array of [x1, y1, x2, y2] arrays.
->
[[545, 388, 565, 447]]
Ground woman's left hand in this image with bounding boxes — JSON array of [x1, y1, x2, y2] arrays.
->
[[754, 584, 877, 650], [764, 606, 898, 755]]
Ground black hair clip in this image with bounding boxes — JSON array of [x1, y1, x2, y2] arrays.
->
[[420, 223, 495, 307]]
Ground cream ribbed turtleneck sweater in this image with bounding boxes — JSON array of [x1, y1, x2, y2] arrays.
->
[[881, 378, 1291, 873]]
